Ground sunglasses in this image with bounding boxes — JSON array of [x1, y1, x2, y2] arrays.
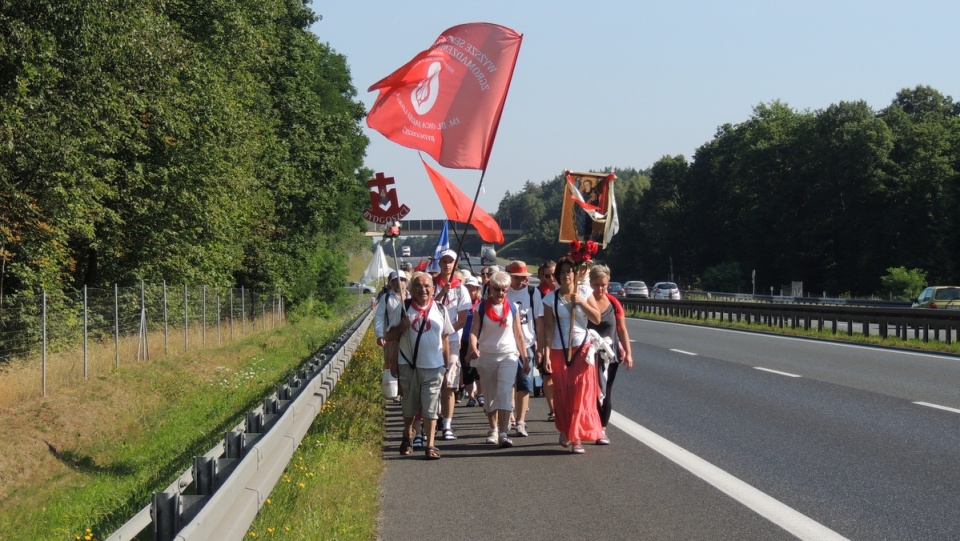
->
[[542, 273, 554, 279]]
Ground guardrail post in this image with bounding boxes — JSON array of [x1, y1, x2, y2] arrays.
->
[[152, 492, 180, 541], [246, 411, 263, 434], [193, 456, 217, 495], [225, 430, 244, 459]]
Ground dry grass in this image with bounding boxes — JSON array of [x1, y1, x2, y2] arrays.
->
[[0, 305, 361, 540], [0, 315, 282, 408]]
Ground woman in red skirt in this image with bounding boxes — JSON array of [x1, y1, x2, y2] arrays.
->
[[541, 256, 603, 454]]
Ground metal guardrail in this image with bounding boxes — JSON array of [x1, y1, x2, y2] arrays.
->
[[107, 308, 373, 541], [685, 290, 912, 309], [621, 298, 960, 344]]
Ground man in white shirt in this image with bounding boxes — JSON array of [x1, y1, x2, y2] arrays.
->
[[388, 272, 454, 459], [433, 250, 470, 440], [504, 260, 542, 437]]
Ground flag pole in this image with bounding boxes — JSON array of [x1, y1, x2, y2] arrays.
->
[[454, 169, 487, 274]]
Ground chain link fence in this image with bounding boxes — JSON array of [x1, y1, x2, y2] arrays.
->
[[0, 283, 285, 402]]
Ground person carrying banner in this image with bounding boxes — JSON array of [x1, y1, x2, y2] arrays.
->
[[541, 257, 602, 454], [388, 272, 454, 460], [433, 249, 471, 440]]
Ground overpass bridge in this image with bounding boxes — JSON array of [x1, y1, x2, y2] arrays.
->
[[364, 218, 523, 238]]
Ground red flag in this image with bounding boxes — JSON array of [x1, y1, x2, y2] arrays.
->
[[421, 158, 504, 243], [367, 23, 522, 170]]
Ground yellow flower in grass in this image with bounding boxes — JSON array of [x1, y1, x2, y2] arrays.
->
[[265, 498, 272, 504]]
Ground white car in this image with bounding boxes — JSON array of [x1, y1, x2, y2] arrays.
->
[[343, 282, 375, 295], [623, 281, 649, 298], [651, 282, 681, 300]]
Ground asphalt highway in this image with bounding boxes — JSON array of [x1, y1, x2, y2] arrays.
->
[[378, 319, 960, 540]]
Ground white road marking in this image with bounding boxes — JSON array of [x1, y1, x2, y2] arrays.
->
[[610, 411, 850, 541], [913, 401, 960, 415], [630, 319, 960, 362], [754, 367, 802, 378], [670, 349, 698, 356]]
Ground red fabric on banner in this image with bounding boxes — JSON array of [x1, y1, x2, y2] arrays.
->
[[421, 158, 504, 244], [367, 23, 522, 170]]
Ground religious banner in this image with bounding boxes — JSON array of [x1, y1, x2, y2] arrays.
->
[[366, 23, 522, 170], [558, 171, 618, 246], [363, 172, 411, 225]]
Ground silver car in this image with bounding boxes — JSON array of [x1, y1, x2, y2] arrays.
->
[[343, 281, 375, 295], [651, 282, 681, 300], [623, 281, 649, 298]]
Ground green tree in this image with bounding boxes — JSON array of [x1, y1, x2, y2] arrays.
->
[[879, 266, 927, 300]]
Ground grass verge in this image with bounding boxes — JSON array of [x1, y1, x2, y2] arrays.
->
[[246, 332, 384, 540], [0, 301, 367, 540]]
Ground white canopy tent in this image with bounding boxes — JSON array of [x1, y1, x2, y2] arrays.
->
[[360, 242, 393, 288]]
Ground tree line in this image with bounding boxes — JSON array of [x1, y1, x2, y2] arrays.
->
[[1, 0, 369, 308], [496, 86, 960, 297]]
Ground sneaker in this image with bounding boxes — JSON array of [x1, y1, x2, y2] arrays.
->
[[514, 422, 528, 437], [485, 429, 498, 444], [498, 432, 513, 448], [571, 443, 585, 454], [455, 387, 466, 402], [466, 397, 476, 407], [596, 430, 610, 445], [477, 394, 485, 407], [442, 428, 457, 440], [412, 433, 423, 449]]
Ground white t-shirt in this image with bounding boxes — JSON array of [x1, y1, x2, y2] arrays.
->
[[398, 300, 454, 369], [543, 291, 589, 348], [505, 285, 542, 347], [474, 301, 520, 360], [373, 290, 404, 338], [435, 280, 471, 343]]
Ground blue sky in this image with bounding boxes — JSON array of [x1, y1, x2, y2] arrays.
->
[[311, 1, 960, 221]]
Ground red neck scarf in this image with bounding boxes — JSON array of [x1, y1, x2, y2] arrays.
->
[[471, 297, 480, 312], [484, 301, 509, 327], [538, 284, 554, 296], [434, 275, 461, 289], [410, 298, 433, 331]]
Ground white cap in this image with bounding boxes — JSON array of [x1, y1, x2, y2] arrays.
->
[[464, 276, 481, 288], [439, 249, 458, 261], [388, 270, 407, 282]]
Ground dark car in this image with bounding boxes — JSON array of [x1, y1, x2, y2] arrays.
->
[[608, 282, 624, 296]]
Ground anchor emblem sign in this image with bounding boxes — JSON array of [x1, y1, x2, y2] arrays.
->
[[363, 172, 410, 224]]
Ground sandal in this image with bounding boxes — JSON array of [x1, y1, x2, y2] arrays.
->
[[399, 438, 412, 455], [547, 412, 555, 422], [425, 446, 441, 460]]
